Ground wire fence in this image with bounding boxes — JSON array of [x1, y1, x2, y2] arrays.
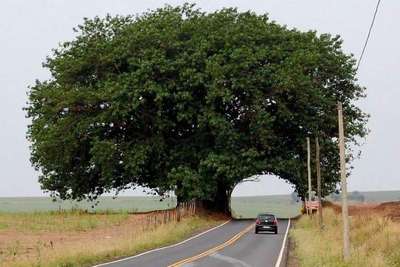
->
[[137, 200, 197, 231]]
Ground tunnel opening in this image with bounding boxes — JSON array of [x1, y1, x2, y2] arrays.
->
[[230, 175, 302, 219]]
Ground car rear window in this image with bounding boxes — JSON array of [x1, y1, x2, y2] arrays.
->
[[258, 214, 275, 220]]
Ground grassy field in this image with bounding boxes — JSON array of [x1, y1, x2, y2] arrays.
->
[[0, 211, 223, 267], [0, 195, 301, 218], [328, 190, 400, 203], [0, 210, 130, 232], [0, 196, 176, 213], [231, 195, 301, 218], [291, 207, 400, 267], [1, 190, 398, 217], [357, 190, 400, 202]]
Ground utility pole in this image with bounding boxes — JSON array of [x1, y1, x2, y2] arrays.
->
[[338, 102, 350, 260], [307, 137, 312, 215], [315, 137, 323, 229]]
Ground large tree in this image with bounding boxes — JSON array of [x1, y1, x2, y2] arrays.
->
[[26, 5, 368, 214]]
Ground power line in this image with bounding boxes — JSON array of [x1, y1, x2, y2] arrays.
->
[[356, 0, 382, 71]]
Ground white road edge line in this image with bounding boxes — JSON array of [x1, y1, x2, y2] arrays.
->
[[274, 218, 291, 267], [92, 219, 231, 267]]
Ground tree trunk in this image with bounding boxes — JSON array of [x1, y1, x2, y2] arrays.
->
[[201, 182, 231, 216]]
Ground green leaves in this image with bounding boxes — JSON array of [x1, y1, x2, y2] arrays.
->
[[26, 5, 367, 208]]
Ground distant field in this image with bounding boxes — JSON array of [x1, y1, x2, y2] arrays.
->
[[328, 190, 400, 203], [231, 195, 301, 218], [1, 190, 398, 218], [358, 190, 400, 202], [0, 195, 300, 218], [0, 196, 176, 213]]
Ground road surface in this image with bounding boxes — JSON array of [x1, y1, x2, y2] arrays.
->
[[94, 219, 290, 267]]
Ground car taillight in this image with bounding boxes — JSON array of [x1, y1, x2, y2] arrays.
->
[[273, 219, 278, 225], [256, 219, 260, 225]]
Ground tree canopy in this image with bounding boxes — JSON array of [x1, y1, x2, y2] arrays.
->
[[26, 4, 368, 213]]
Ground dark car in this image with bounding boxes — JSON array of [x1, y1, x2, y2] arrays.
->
[[255, 213, 278, 234]]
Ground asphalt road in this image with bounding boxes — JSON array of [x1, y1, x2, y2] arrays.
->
[[95, 219, 290, 267]]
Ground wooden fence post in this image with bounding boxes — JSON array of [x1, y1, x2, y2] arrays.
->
[[177, 203, 181, 222]]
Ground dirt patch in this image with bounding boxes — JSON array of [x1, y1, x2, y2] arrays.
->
[[373, 201, 400, 221], [324, 201, 400, 221]]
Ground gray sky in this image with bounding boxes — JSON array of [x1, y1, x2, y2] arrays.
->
[[0, 0, 398, 197]]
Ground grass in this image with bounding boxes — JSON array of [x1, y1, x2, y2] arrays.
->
[[0, 196, 177, 213], [327, 190, 400, 203], [290, 208, 400, 267], [0, 195, 302, 218], [0, 212, 223, 267], [350, 191, 400, 202], [0, 210, 129, 232], [0, 221, 8, 230], [231, 195, 301, 218]]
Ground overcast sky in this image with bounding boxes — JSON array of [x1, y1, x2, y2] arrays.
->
[[0, 0, 398, 197]]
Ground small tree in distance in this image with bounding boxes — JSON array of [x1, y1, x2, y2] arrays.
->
[[26, 4, 368, 215]]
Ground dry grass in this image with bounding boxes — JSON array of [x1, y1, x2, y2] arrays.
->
[[291, 208, 400, 267], [0, 211, 223, 267]]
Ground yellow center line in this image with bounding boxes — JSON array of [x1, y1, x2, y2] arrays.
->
[[168, 223, 254, 267]]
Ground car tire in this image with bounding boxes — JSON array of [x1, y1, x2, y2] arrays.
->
[[274, 229, 278, 234], [255, 229, 258, 234]]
